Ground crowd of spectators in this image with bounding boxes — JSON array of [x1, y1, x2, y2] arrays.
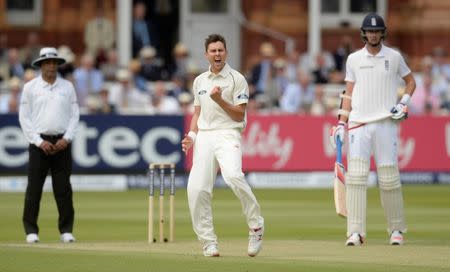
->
[[0, 3, 449, 117], [245, 41, 450, 116]]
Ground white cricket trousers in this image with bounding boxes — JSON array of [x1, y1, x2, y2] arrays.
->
[[187, 129, 264, 245]]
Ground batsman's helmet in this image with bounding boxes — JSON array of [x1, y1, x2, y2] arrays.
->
[[360, 13, 386, 41]]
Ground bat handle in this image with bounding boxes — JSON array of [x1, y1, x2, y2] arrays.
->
[[336, 136, 343, 164]]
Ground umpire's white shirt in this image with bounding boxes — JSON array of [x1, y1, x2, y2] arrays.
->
[[345, 44, 411, 123], [193, 63, 249, 131], [19, 75, 79, 146]]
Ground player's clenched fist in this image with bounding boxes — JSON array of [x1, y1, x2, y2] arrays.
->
[[209, 86, 222, 102]]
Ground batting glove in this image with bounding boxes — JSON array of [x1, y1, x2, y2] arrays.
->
[[391, 94, 410, 120], [329, 121, 346, 149], [390, 103, 409, 120]]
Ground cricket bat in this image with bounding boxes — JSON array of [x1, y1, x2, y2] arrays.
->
[[334, 136, 347, 218]]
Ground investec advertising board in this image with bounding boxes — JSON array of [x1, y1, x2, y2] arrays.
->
[[1, 114, 450, 174], [0, 114, 184, 173]]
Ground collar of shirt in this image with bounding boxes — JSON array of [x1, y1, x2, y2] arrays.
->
[[207, 63, 231, 78], [37, 75, 61, 89], [363, 44, 386, 58]]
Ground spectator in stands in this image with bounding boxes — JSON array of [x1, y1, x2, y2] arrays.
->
[[23, 69, 36, 83], [431, 47, 450, 81], [7, 48, 25, 80], [309, 84, 329, 116], [168, 42, 191, 78], [270, 57, 289, 106], [86, 87, 116, 115], [185, 62, 201, 93], [285, 50, 301, 82], [168, 74, 189, 98], [249, 42, 276, 95], [410, 73, 441, 115], [0, 77, 22, 113], [299, 49, 335, 75], [108, 68, 149, 114], [128, 58, 148, 92], [19, 32, 42, 69], [57, 45, 76, 80], [279, 69, 315, 113], [411, 56, 446, 115], [149, 80, 179, 114], [178, 92, 193, 115], [312, 53, 332, 84], [84, 1, 115, 65], [132, 2, 156, 58], [333, 35, 354, 72], [257, 57, 287, 109], [139, 46, 164, 81], [97, 88, 116, 114], [73, 53, 104, 108], [100, 49, 120, 81]]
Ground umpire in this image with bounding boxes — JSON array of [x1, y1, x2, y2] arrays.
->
[[19, 47, 79, 243]]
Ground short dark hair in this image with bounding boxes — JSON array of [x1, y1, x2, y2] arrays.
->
[[204, 34, 227, 52]]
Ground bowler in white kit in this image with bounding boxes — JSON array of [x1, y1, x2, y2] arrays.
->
[[181, 34, 264, 257], [330, 13, 416, 246]]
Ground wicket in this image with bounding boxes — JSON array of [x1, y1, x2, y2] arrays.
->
[[148, 163, 176, 243]]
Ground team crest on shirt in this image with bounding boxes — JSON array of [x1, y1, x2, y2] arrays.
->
[[237, 93, 249, 100], [385, 60, 390, 71], [198, 90, 207, 95]]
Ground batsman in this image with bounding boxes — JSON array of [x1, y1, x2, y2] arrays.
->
[[330, 13, 416, 246]]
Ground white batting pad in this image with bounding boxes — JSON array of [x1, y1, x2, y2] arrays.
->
[[377, 165, 401, 190], [346, 158, 369, 237], [380, 187, 407, 234]]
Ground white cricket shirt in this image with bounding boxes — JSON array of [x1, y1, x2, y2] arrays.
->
[[193, 63, 249, 130], [345, 44, 411, 123], [19, 75, 80, 146]]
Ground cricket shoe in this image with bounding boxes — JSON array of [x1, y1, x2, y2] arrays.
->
[[60, 233, 76, 243], [346, 233, 364, 246], [389, 230, 404, 245], [26, 233, 39, 243], [248, 226, 264, 257], [203, 243, 220, 257]]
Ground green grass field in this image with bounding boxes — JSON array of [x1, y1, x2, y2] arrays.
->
[[1, 185, 450, 272]]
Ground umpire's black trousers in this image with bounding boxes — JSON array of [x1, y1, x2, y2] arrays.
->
[[23, 135, 74, 235]]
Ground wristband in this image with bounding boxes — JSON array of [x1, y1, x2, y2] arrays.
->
[[400, 94, 411, 106], [187, 131, 197, 142]]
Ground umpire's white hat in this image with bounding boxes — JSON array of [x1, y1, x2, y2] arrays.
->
[[32, 47, 66, 68]]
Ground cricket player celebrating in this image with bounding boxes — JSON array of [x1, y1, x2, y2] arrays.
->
[[181, 34, 264, 257], [330, 13, 416, 246]]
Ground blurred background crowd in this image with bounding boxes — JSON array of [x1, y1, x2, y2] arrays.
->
[[0, 0, 449, 117]]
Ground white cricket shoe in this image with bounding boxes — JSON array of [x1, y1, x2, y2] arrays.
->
[[203, 243, 220, 257], [60, 233, 76, 243], [389, 230, 404, 245], [248, 226, 264, 257], [346, 233, 364, 246], [26, 233, 39, 243]]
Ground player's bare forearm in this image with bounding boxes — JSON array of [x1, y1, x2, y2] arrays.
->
[[402, 73, 416, 96], [182, 106, 200, 154], [339, 82, 354, 123], [189, 106, 200, 133], [215, 99, 245, 122]]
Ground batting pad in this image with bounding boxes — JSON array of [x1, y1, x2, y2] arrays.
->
[[377, 165, 401, 190], [380, 189, 407, 233], [346, 158, 369, 237]]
